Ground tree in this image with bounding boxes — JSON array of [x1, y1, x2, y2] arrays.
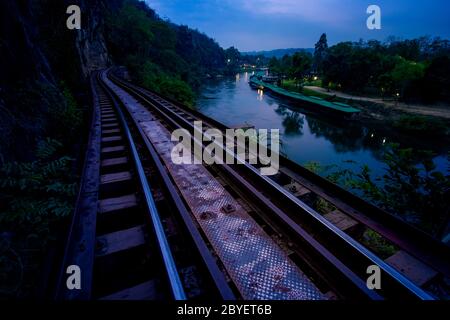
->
[[387, 57, 425, 98], [224, 47, 241, 74], [280, 54, 293, 78], [322, 42, 355, 90], [291, 52, 312, 82], [225, 47, 240, 64], [387, 39, 421, 61], [348, 145, 450, 235], [312, 145, 450, 235], [104, 0, 231, 101], [106, 2, 154, 58], [422, 56, 450, 103], [314, 33, 328, 73], [268, 57, 281, 75]]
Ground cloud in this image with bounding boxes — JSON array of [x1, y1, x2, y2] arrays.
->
[[233, 0, 357, 24]]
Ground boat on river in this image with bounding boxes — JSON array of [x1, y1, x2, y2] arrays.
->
[[249, 75, 361, 117]]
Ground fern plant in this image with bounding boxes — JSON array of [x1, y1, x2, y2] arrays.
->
[[0, 138, 77, 230], [0, 138, 79, 297]]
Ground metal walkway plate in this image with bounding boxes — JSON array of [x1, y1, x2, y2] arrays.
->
[[103, 76, 325, 300]]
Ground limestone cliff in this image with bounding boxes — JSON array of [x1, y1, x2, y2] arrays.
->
[[72, 0, 111, 77], [0, 0, 111, 160]]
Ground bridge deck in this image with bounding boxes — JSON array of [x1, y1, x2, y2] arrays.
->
[[103, 75, 325, 300]]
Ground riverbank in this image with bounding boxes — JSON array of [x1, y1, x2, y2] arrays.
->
[[304, 86, 450, 120], [197, 72, 450, 238], [198, 72, 450, 166], [249, 76, 361, 116], [278, 82, 450, 146]]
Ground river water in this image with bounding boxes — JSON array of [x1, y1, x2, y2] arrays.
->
[[196, 72, 448, 181]]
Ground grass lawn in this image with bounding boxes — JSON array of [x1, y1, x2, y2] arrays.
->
[[281, 79, 349, 104]]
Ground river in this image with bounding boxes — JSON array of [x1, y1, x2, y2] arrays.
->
[[196, 72, 449, 182]]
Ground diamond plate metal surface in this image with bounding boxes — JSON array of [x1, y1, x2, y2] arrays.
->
[[104, 75, 325, 300]]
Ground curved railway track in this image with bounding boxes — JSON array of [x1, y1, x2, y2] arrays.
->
[[55, 72, 235, 300], [56, 68, 448, 301]]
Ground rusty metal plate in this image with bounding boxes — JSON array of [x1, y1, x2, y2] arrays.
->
[[103, 76, 325, 300]]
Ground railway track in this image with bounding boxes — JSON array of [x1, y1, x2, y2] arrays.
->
[[55, 72, 235, 300], [109, 71, 450, 282], [56, 67, 447, 301], [105, 68, 449, 300]]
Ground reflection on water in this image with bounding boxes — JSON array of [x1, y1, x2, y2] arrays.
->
[[257, 89, 264, 101], [197, 73, 448, 179], [276, 106, 305, 136]]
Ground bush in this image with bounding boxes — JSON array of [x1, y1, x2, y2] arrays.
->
[[305, 145, 450, 236], [0, 138, 76, 229], [158, 76, 195, 107], [361, 230, 397, 259], [0, 138, 77, 298], [393, 115, 449, 137], [349, 145, 450, 235], [133, 61, 195, 106]]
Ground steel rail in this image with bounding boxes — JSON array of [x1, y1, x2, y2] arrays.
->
[[99, 72, 236, 300], [107, 72, 381, 299], [120, 76, 450, 280], [108, 71, 435, 300], [98, 71, 187, 300]]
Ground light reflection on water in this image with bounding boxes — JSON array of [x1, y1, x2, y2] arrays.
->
[[196, 73, 448, 180]]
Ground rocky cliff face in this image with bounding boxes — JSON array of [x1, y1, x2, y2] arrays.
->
[[0, 0, 56, 87], [0, 0, 110, 87], [0, 0, 111, 160], [72, 0, 111, 77]]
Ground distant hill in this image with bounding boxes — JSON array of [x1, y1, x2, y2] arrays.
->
[[242, 48, 314, 58]]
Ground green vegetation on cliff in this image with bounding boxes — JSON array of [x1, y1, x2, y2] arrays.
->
[[0, 0, 240, 297], [0, 0, 88, 298], [104, 0, 237, 106]]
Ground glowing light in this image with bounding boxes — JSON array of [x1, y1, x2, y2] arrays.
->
[[257, 89, 264, 101], [313, 76, 318, 81]]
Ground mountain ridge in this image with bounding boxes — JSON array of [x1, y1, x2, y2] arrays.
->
[[243, 48, 314, 58]]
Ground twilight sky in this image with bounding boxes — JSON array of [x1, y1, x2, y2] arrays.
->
[[145, 0, 450, 51]]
